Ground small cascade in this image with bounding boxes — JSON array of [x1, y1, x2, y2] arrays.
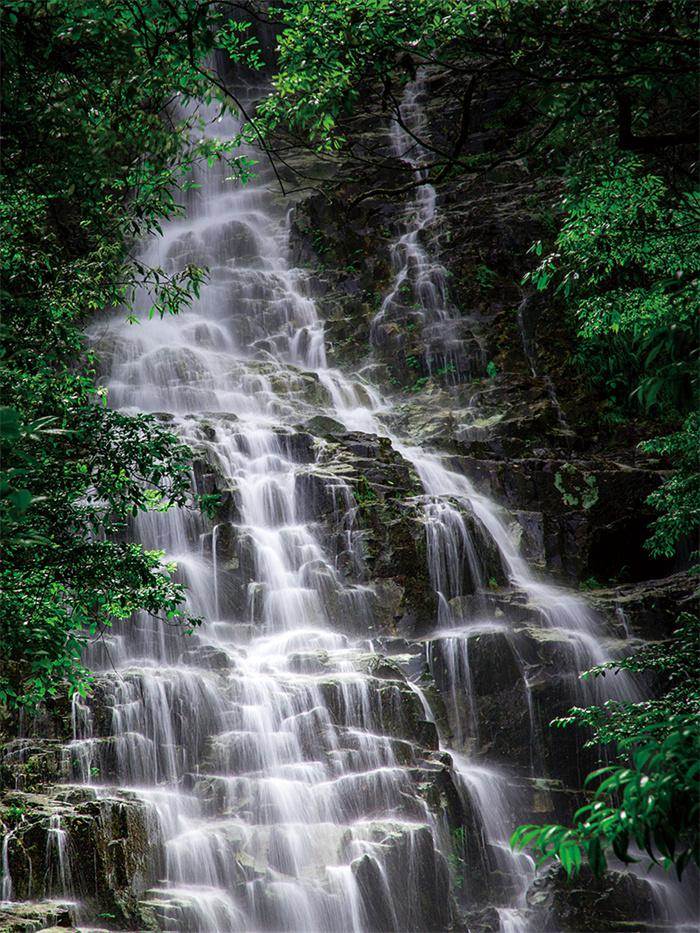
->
[[451, 755, 534, 917], [496, 907, 531, 933], [370, 74, 479, 380], [45, 815, 72, 898], [516, 294, 572, 434], [404, 444, 636, 702], [422, 497, 491, 626], [63, 693, 95, 784], [1, 831, 13, 903], [426, 621, 514, 748]]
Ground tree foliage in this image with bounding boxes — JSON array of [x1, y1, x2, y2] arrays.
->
[[512, 715, 699, 880], [525, 156, 698, 555], [0, 0, 251, 707], [512, 614, 700, 878], [642, 415, 700, 559], [525, 158, 698, 414], [258, 0, 696, 189]]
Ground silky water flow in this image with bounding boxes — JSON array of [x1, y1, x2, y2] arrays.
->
[[3, 75, 693, 933]]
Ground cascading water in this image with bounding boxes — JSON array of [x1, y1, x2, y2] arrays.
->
[[45, 815, 72, 898], [65, 88, 456, 932], [4, 66, 692, 933], [370, 74, 479, 380], [1, 832, 13, 904]]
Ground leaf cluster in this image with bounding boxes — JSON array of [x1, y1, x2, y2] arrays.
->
[[512, 614, 700, 879], [512, 714, 700, 880], [525, 156, 698, 420], [642, 414, 700, 559], [557, 613, 700, 745], [257, 0, 696, 194]]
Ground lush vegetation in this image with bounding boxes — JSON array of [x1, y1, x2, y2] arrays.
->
[[0, 0, 251, 707], [526, 157, 699, 558]]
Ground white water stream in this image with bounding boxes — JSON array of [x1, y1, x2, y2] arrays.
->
[[3, 73, 685, 933], [370, 75, 477, 381]]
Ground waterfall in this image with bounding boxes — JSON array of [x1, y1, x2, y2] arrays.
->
[[76, 87, 456, 932], [8, 67, 689, 933], [45, 815, 73, 898], [451, 753, 534, 922], [1, 831, 13, 904]]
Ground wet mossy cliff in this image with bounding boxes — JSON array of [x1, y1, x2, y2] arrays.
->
[[289, 66, 688, 591]]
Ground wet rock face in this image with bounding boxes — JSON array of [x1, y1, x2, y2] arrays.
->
[[527, 866, 661, 932], [461, 630, 532, 764], [0, 787, 161, 928], [289, 66, 678, 590], [1, 739, 65, 793], [0, 900, 75, 932], [455, 453, 669, 583], [587, 571, 698, 641], [211, 423, 437, 637], [352, 823, 453, 932]]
